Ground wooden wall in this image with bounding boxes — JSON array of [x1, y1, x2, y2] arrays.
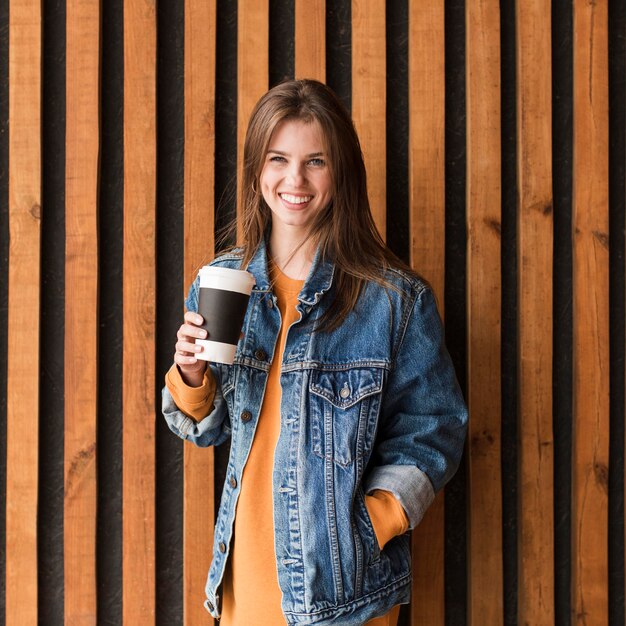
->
[[0, 1, 624, 624]]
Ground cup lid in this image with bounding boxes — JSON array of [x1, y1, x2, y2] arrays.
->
[[199, 265, 256, 291]]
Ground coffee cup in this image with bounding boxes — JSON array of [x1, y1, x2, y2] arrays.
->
[[195, 265, 256, 364]]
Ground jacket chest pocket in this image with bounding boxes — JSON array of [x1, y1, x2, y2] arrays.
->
[[309, 367, 384, 467]]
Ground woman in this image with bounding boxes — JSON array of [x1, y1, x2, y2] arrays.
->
[[162, 79, 467, 625]]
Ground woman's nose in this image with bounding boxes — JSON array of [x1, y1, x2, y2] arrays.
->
[[286, 164, 305, 187]]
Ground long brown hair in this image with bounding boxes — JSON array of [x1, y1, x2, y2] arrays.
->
[[218, 79, 420, 332]]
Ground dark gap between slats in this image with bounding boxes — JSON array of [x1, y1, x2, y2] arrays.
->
[[608, 1, 625, 623], [97, 0, 123, 623], [326, 0, 351, 113], [0, 0, 8, 622], [386, 4, 409, 623], [214, 0, 238, 517], [500, 1, 517, 624], [39, 1, 66, 623], [443, 1, 467, 624], [385, 0, 409, 269], [39, 0, 66, 621], [552, 0, 573, 623], [156, 1, 185, 623], [269, 0, 294, 87], [215, 0, 238, 258]]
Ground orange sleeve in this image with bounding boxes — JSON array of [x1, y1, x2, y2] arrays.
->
[[165, 363, 217, 421], [364, 489, 410, 550]]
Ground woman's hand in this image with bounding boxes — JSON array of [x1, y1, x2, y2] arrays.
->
[[174, 311, 208, 387]]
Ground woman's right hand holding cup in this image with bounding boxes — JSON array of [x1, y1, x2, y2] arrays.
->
[[174, 311, 208, 387]]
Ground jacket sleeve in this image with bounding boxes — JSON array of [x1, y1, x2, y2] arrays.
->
[[161, 274, 232, 448], [364, 286, 468, 529]]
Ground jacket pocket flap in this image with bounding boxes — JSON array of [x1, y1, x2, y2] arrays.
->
[[310, 368, 384, 409]]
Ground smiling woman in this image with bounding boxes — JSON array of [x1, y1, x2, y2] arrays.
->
[[162, 79, 468, 626]]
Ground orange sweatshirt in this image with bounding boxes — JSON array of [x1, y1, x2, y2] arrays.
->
[[166, 262, 408, 625]]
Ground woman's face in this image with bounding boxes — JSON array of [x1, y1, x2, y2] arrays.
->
[[259, 118, 333, 237]]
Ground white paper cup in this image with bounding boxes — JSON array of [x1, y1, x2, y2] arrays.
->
[[195, 266, 256, 364]]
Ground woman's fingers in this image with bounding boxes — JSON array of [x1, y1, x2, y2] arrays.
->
[[174, 351, 199, 365], [174, 341, 205, 365], [184, 311, 204, 326], [177, 324, 208, 341], [173, 312, 209, 370], [176, 339, 203, 355]]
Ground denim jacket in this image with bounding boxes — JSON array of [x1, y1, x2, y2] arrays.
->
[[162, 238, 467, 625]]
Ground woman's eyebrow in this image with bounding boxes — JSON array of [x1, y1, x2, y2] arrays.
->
[[267, 149, 325, 158]]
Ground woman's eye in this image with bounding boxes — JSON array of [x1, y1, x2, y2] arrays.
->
[[308, 158, 325, 167], [269, 155, 286, 163]]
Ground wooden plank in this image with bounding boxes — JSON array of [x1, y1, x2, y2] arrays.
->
[[466, 0, 503, 623], [237, 0, 268, 242], [123, 0, 157, 623], [351, 0, 386, 238], [407, 2, 445, 623], [184, 0, 216, 623], [516, 1, 554, 623], [295, 0, 325, 82], [572, 1, 610, 622], [64, 0, 100, 623], [6, 1, 41, 622]]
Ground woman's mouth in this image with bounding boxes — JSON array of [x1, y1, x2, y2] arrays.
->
[[279, 193, 313, 207]]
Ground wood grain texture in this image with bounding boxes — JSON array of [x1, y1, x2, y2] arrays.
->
[[351, 0, 386, 238], [64, 0, 100, 623], [408, 2, 445, 623], [123, 0, 157, 622], [466, 0, 503, 623], [572, 1, 610, 623], [237, 0, 268, 242], [516, 1, 554, 623], [6, 1, 41, 622], [184, 0, 217, 623], [295, 0, 325, 82]]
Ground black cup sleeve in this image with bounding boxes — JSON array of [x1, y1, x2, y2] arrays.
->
[[197, 287, 251, 345]]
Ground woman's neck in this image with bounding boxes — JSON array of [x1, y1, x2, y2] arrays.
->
[[268, 227, 316, 280]]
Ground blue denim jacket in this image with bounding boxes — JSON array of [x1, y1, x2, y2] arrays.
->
[[162, 238, 467, 625]]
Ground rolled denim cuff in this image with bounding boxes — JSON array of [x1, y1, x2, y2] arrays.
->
[[162, 383, 229, 447], [364, 465, 435, 530]]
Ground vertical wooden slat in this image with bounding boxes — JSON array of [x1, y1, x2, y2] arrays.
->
[[466, 0, 503, 623], [295, 0, 325, 82], [184, 1, 216, 623], [237, 0, 268, 239], [572, 1, 609, 622], [516, 1, 554, 624], [408, 2, 445, 624], [123, 0, 157, 623], [351, 0, 386, 238], [6, 1, 40, 622], [64, 0, 100, 622]]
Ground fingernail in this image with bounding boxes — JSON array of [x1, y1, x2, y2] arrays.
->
[[200, 330, 207, 338]]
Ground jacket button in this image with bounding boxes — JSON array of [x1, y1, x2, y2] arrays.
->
[[240, 410, 252, 423], [255, 348, 267, 361], [219, 542, 226, 553], [267, 298, 274, 308], [339, 385, 351, 399], [229, 476, 237, 488]]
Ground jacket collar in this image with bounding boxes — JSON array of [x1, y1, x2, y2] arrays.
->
[[246, 234, 335, 306]]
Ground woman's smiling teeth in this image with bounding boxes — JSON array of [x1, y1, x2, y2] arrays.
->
[[280, 193, 313, 205]]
